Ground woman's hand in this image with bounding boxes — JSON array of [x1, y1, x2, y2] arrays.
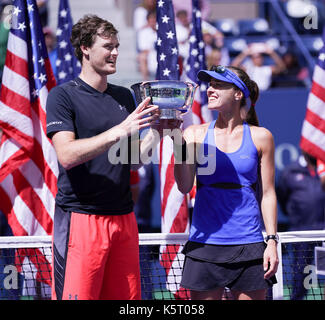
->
[[263, 241, 279, 279], [150, 118, 183, 139]]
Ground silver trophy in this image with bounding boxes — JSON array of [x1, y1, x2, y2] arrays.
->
[[131, 80, 198, 120]]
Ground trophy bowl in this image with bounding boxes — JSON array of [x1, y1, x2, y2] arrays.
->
[[131, 80, 198, 120]]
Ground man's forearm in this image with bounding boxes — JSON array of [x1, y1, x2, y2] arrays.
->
[[53, 126, 126, 170]]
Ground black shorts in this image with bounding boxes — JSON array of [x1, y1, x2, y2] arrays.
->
[[180, 241, 277, 292]]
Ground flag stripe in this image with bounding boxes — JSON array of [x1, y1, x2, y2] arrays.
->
[[0, 185, 28, 236], [304, 109, 325, 133], [4, 49, 29, 79], [1, 173, 46, 236], [311, 81, 325, 103], [301, 120, 325, 152], [0, 85, 31, 118], [191, 100, 204, 124], [0, 143, 27, 182], [162, 184, 185, 232], [0, 138, 21, 166], [300, 136, 325, 161], [0, 121, 58, 198], [0, 118, 34, 151], [2, 65, 30, 100], [30, 107, 58, 197], [0, 102, 33, 138], [306, 92, 325, 120], [19, 159, 56, 219], [313, 64, 325, 87], [169, 202, 188, 233], [161, 161, 175, 219], [12, 170, 53, 234], [7, 32, 28, 60], [300, 27, 325, 163]]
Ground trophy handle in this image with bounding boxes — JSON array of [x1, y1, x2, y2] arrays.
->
[[184, 82, 199, 108], [131, 82, 150, 106], [130, 82, 142, 106]]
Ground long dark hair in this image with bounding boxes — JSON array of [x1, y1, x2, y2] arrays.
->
[[227, 66, 260, 126]]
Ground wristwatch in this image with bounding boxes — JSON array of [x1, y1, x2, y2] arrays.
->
[[265, 234, 279, 243]]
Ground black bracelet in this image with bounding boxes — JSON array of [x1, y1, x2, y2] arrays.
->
[[264, 234, 279, 243]]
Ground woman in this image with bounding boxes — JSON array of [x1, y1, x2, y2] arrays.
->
[[173, 65, 279, 300]]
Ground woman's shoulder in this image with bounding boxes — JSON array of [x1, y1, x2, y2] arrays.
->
[[249, 125, 274, 141], [249, 125, 275, 154], [184, 122, 210, 143], [250, 126, 274, 154]]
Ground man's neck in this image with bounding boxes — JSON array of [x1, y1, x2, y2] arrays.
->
[[78, 69, 108, 93]]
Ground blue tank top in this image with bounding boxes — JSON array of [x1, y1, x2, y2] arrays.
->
[[189, 120, 264, 245]]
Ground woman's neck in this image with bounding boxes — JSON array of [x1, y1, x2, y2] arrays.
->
[[215, 111, 243, 132]]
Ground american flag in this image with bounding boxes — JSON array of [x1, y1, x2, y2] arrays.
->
[[183, 0, 212, 126], [156, 0, 189, 300], [55, 0, 80, 85], [300, 27, 325, 162], [155, 0, 180, 80], [0, 0, 57, 287], [181, 0, 213, 211]]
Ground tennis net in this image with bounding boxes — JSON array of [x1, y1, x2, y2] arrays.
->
[[0, 231, 324, 300]]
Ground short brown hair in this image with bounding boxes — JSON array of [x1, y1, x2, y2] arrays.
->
[[71, 15, 118, 63]]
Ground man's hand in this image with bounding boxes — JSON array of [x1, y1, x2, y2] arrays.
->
[[118, 97, 159, 137]]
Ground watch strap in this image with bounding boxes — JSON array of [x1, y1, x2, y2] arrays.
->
[[265, 234, 279, 243]]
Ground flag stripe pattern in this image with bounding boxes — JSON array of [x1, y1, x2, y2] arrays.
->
[[155, 0, 189, 299], [0, 0, 58, 287], [300, 27, 325, 162]]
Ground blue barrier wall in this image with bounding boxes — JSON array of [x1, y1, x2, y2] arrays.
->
[[258, 87, 309, 228], [150, 87, 310, 230], [258, 88, 309, 174]]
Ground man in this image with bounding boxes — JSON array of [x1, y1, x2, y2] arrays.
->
[[46, 15, 162, 300]]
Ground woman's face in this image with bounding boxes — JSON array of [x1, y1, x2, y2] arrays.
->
[[207, 79, 238, 111]]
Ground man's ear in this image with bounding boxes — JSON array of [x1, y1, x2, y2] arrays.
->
[[79, 45, 89, 62], [80, 45, 89, 57]]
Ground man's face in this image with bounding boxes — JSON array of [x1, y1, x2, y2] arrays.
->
[[83, 33, 120, 76]]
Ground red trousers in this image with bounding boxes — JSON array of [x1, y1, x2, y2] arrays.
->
[[52, 210, 141, 300]]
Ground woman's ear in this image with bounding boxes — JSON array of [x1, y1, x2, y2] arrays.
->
[[234, 90, 243, 101]]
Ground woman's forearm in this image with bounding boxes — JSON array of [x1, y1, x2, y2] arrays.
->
[[261, 189, 278, 236]]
